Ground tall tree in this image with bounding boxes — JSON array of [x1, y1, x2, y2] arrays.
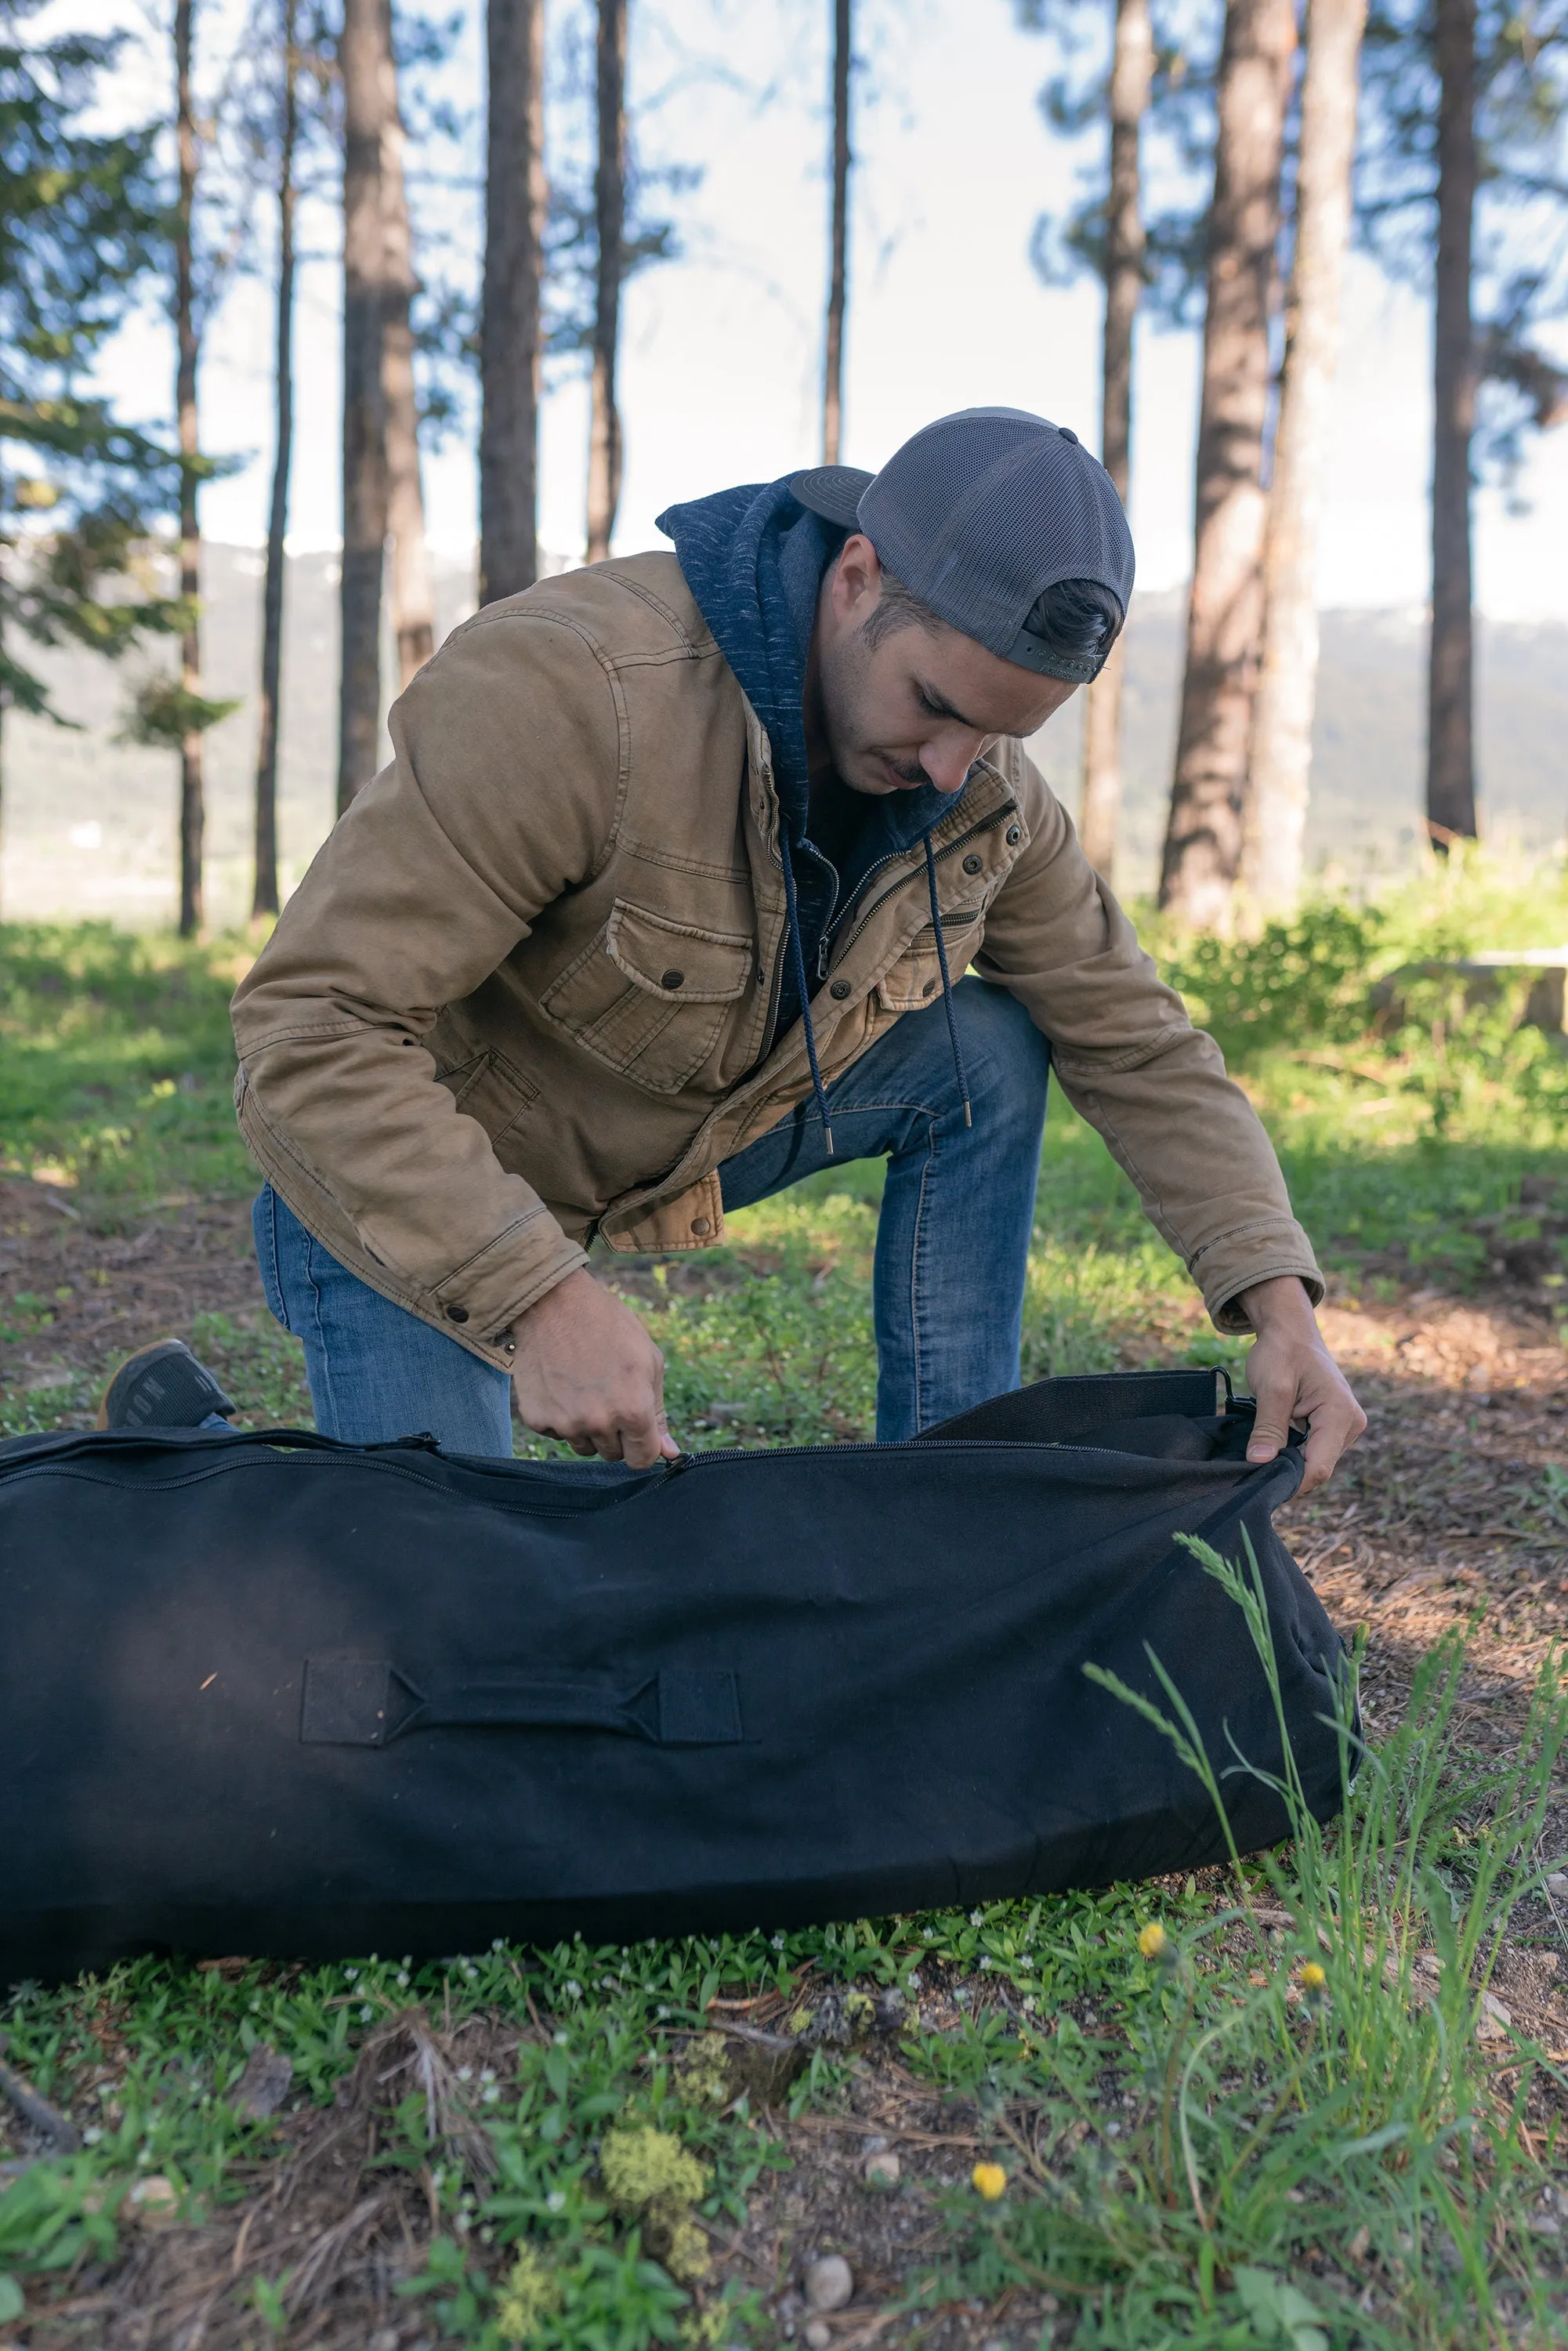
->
[[823, 0, 852, 465], [586, 0, 626, 563], [1159, 0, 1297, 929], [380, 45, 434, 690], [338, 0, 392, 810], [173, 0, 208, 935], [1241, 0, 1370, 915], [1427, 0, 1476, 846], [1078, 0, 1153, 883], [0, 4, 180, 913], [252, 0, 300, 919], [480, 0, 547, 604]]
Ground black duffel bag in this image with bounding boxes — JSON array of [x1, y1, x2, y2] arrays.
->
[[0, 1368, 1349, 1984]]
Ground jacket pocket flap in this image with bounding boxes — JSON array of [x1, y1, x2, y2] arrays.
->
[[606, 900, 754, 1004]]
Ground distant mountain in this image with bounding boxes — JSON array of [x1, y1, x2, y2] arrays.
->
[[2, 548, 1563, 927]]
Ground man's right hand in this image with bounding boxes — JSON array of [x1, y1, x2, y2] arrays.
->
[[510, 1267, 679, 1468]]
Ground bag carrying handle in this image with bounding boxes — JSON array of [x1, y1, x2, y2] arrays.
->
[[914, 1366, 1237, 1448], [299, 1658, 743, 1749]]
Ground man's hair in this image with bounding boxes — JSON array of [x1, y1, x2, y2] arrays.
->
[[860, 563, 1124, 668]]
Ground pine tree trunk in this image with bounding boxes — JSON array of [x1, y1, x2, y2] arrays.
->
[[1079, 0, 1153, 882], [338, 0, 392, 812], [253, 0, 298, 921], [585, 0, 627, 564], [1241, 0, 1368, 918], [822, 0, 852, 465], [175, 0, 205, 936], [480, 0, 546, 604], [1428, 0, 1477, 846], [1158, 0, 1296, 929], [381, 44, 434, 688]]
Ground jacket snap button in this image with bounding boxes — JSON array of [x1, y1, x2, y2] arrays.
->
[[962, 853, 983, 875], [922, 978, 936, 998], [829, 979, 850, 1000], [690, 1215, 712, 1237], [1006, 824, 1021, 845], [444, 1303, 469, 1324], [661, 968, 685, 990]]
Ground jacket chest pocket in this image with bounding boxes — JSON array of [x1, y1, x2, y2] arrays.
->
[[875, 908, 986, 1012], [540, 899, 755, 1096]]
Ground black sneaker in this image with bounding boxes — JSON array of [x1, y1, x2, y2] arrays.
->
[[97, 1339, 237, 1430]]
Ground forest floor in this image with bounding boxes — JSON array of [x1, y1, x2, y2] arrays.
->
[[1, 914, 1566, 2349]]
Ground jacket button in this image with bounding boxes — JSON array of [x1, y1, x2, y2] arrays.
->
[[922, 978, 936, 998], [962, 853, 983, 875], [444, 1303, 469, 1324], [1006, 824, 1021, 845], [690, 1215, 712, 1237], [661, 969, 685, 990], [829, 979, 850, 1000]]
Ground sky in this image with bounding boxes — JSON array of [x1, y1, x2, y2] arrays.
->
[[87, 0, 1568, 624]]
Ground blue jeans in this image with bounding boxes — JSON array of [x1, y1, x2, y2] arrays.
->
[[253, 976, 1050, 1454]]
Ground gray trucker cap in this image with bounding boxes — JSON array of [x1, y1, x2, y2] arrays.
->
[[789, 406, 1135, 686]]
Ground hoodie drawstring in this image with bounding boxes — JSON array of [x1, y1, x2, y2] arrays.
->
[[778, 829, 835, 1156], [777, 824, 974, 1157], [924, 829, 972, 1129]]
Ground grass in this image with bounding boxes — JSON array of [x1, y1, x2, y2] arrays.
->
[[2, 856, 1567, 2343]]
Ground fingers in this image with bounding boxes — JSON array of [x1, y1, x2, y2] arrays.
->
[[1296, 1390, 1367, 1497]]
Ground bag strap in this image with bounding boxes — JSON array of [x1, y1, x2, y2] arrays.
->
[[913, 1367, 1234, 1447], [299, 1657, 743, 1748]]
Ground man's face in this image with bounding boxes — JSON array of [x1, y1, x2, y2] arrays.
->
[[810, 534, 1078, 799]]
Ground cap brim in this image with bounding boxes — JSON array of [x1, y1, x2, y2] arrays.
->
[[788, 465, 874, 527]]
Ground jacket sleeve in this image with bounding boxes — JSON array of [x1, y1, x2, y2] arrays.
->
[[231, 605, 624, 1339], [974, 744, 1324, 1334]]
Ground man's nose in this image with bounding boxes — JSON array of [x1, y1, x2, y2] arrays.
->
[[919, 729, 986, 794]]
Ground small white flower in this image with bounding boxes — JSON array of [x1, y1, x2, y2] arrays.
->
[[771, 1934, 786, 1951], [136, 2148, 151, 2167], [358, 2005, 373, 2023], [922, 1926, 936, 1941], [969, 1911, 983, 1928], [396, 1972, 410, 1988], [457, 2066, 474, 2081], [905, 1972, 921, 1991], [1022, 1997, 1037, 2013], [656, 2005, 670, 2020], [368, 1954, 379, 1964], [979, 1955, 993, 1971], [564, 1979, 581, 1998], [82, 2125, 103, 2146], [455, 2210, 471, 2233], [344, 1967, 358, 1981], [492, 1937, 505, 1951], [483, 2084, 500, 2103], [480, 2068, 495, 2083], [547, 2189, 567, 2213], [552, 2030, 569, 2046]]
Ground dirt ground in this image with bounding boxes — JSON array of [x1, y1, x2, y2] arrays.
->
[[2, 1176, 1566, 2349]]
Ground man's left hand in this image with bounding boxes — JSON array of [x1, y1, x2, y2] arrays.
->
[[1234, 1274, 1367, 1497]]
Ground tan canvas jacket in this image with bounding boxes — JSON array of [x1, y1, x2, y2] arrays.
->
[[231, 554, 1324, 1372]]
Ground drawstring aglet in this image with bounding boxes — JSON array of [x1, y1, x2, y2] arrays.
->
[[962, 1102, 972, 1128], [823, 1123, 835, 1157]]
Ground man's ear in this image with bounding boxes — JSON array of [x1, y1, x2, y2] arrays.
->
[[828, 532, 882, 626]]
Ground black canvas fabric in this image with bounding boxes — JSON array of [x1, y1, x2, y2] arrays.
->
[[0, 1370, 1350, 1985]]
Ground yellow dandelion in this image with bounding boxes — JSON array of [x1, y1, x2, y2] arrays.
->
[[972, 2161, 1007, 2201], [1299, 1962, 1327, 1991], [1137, 1922, 1168, 1961]]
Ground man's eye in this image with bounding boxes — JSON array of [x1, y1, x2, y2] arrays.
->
[[918, 690, 946, 718]]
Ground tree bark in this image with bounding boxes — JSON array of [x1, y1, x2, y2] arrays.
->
[[480, 0, 546, 604], [253, 0, 298, 920], [1428, 0, 1477, 846], [1241, 0, 1368, 918], [585, 0, 627, 563], [175, 0, 205, 936], [823, 0, 852, 465], [338, 0, 392, 813], [1159, 0, 1297, 929], [1078, 0, 1153, 883], [380, 41, 434, 689]]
